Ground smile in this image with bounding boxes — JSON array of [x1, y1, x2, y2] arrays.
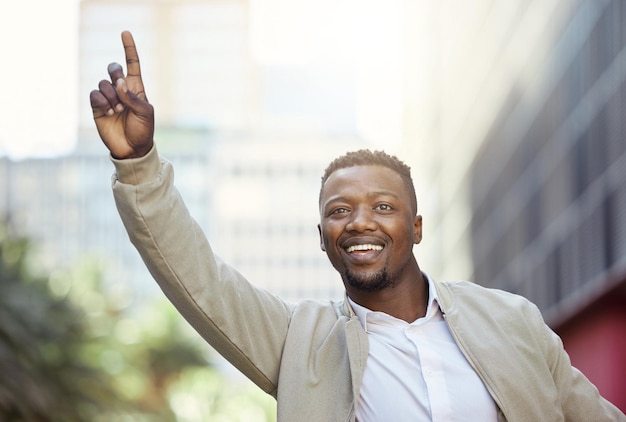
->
[[346, 244, 384, 253]]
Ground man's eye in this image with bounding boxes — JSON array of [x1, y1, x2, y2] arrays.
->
[[331, 208, 349, 215], [376, 204, 393, 211]]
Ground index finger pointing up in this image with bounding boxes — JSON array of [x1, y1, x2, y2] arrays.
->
[[121, 30, 142, 78]]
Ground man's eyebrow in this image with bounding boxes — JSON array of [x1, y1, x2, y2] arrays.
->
[[367, 190, 401, 200], [321, 195, 349, 208], [322, 191, 400, 206]]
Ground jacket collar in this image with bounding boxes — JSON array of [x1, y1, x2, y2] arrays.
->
[[432, 275, 453, 316]]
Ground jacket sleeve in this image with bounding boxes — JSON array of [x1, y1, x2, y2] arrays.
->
[[110, 146, 291, 397], [537, 307, 625, 421]]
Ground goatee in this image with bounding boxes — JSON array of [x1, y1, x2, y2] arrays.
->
[[344, 267, 394, 292]]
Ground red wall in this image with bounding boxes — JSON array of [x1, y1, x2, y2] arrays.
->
[[556, 293, 626, 413]]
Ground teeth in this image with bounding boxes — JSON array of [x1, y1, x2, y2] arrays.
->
[[346, 244, 383, 253]]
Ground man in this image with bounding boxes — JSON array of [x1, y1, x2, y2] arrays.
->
[[90, 31, 624, 421]]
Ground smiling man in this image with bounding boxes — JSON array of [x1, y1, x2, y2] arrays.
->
[[90, 31, 624, 421]]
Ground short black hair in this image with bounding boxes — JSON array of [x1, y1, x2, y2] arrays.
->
[[319, 149, 417, 214]]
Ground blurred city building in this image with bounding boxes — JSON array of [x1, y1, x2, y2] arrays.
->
[[404, 0, 625, 410]]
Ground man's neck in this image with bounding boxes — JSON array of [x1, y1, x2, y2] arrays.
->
[[347, 271, 428, 323]]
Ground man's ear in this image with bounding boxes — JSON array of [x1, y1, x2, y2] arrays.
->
[[413, 215, 423, 245], [318, 224, 326, 251]]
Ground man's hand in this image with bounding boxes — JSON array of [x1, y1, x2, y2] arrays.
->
[[89, 31, 154, 159]]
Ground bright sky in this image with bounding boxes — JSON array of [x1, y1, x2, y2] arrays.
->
[[250, 0, 405, 150], [0, 0, 79, 159]]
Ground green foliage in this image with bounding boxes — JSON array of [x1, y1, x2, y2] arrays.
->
[[0, 224, 125, 420], [0, 223, 276, 421]]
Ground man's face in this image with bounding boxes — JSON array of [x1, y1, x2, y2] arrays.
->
[[318, 165, 422, 292]]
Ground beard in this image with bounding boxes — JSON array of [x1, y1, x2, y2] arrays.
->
[[343, 266, 395, 292]]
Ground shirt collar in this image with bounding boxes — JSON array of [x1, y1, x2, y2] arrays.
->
[[348, 273, 441, 332]]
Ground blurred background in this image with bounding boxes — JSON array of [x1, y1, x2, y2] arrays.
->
[[1, 0, 625, 419]]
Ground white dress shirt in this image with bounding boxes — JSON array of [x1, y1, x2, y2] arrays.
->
[[349, 275, 497, 421]]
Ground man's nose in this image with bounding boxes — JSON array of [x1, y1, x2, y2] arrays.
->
[[346, 206, 377, 232]]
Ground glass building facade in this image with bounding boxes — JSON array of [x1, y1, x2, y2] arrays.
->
[[467, 1, 626, 408]]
